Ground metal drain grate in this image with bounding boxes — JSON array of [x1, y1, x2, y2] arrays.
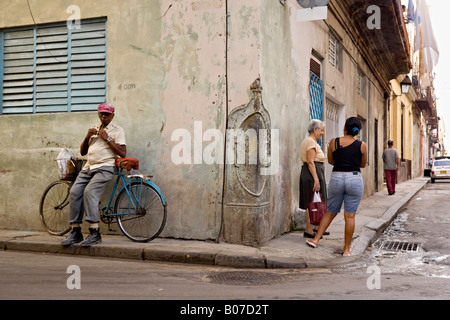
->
[[381, 241, 420, 252], [207, 271, 285, 286]]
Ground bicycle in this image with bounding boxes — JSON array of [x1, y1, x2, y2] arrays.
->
[[39, 157, 167, 242]]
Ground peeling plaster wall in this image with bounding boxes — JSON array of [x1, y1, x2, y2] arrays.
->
[[0, 0, 226, 239], [0, 0, 303, 242], [0, 0, 390, 242], [157, 0, 226, 239], [259, 0, 310, 237], [259, 0, 389, 221]]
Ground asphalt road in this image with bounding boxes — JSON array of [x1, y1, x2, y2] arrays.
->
[[1, 247, 450, 302], [361, 180, 450, 279]]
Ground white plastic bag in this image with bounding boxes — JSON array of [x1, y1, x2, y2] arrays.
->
[[312, 192, 322, 203], [56, 148, 76, 180]]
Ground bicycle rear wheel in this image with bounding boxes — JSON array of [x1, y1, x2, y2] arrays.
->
[[39, 181, 71, 236], [114, 181, 167, 242]]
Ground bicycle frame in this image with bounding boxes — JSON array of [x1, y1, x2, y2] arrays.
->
[[100, 170, 167, 219]]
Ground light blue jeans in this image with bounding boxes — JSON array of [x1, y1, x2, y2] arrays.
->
[[327, 171, 364, 213]]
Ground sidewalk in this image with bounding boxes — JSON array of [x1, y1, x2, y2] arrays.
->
[[0, 177, 429, 269]]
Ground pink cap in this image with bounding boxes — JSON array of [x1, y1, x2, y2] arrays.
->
[[98, 103, 115, 113]]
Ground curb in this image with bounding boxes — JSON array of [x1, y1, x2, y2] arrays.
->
[[0, 236, 307, 269], [0, 236, 268, 268], [1, 235, 309, 269]]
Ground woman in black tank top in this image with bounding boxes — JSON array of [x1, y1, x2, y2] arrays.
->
[[332, 137, 363, 172], [306, 117, 368, 256]]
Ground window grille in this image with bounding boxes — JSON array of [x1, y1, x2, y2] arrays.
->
[[356, 69, 362, 95], [356, 68, 366, 99], [0, 18, 106, 114], [328, 35, 337, 68], [309, 71, 324, 148], [328, 32, 343, 72]]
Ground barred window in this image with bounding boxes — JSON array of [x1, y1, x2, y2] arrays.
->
[[356, 68, 367, 99], [0, 18, 106, 114], [328, 32, 342, 72], [356, 69, 362, 95], [328, 35, 337, 67]]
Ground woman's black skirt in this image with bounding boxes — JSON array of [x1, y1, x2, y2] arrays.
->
[[299, 161, 327, 209]]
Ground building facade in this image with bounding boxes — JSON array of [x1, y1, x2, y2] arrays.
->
[[0, 0, 411, 246], [388, 0, 441, 182]]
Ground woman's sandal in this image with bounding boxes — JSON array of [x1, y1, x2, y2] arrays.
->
[[306, 239, 317, 248]]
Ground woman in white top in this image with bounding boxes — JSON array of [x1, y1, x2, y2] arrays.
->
[[299, 119, 327, 238]]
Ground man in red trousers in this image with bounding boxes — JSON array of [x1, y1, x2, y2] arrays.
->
[[382, 140, 400, 195]]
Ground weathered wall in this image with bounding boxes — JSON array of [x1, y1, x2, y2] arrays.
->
[[260, 0, 311, 237], [276, 0, 389, 201], [0, 0, 324, 243], [156, 0, 226, 239], [389, 78, 424, 182], [0, 0, 402, 244], [0, 0, 227, 240]]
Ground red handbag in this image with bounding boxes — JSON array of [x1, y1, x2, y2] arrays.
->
[[307, 192, 327, 226]]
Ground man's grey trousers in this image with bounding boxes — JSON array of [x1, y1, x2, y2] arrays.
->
[[69, 166, 116, 225]]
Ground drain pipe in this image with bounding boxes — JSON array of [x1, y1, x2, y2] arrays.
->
[[216, 0, 230, 243]]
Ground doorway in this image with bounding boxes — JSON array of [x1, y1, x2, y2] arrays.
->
[[324, 98, 344, 182]]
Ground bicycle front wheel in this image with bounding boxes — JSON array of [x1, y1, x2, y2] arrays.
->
[[114, 181, 167, 242], [39, 181, 71, 236]]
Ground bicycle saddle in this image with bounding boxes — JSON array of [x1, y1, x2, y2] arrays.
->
[[115, 157, 139, 171]]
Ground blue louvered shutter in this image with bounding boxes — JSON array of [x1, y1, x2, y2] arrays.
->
[[1, 28, 35, 113], [70, 20, 107, 111], [35, 25, 69, 113], [0, 18, 106, 114]]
